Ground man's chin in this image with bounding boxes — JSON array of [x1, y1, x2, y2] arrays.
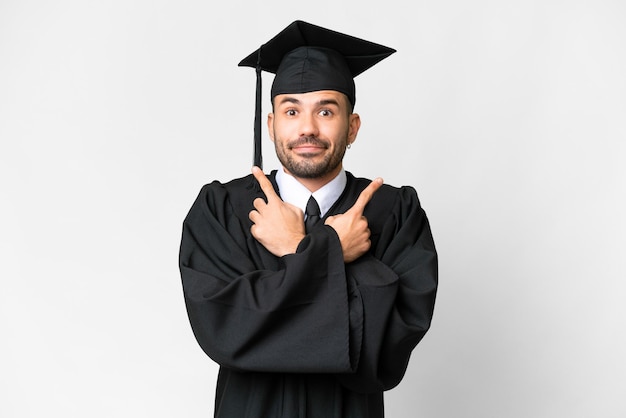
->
[[285, 163, 328, 179]]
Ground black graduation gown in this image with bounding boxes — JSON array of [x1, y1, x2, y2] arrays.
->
[[179, 171, 438, 418]]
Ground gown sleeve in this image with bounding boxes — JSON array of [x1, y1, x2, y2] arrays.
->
[[179, 180, 357, 374], [336, 185, 438, 394]]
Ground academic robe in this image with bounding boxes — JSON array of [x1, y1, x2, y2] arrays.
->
[[179, 170, 438, 418]]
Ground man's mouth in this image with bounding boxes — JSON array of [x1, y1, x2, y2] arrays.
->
[[289, 137, 328, 154], [293, 144, 324, 152]]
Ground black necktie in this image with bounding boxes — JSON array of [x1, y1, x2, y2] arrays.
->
[[305, 196, 321, 233]]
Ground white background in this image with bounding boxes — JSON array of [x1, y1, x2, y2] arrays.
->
[[1, 1, 625, 417]]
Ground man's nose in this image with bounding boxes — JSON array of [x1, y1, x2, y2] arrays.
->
[[299, 113, 319, 137]]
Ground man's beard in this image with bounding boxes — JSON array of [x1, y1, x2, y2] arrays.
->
[[274, 135, 347, 179]]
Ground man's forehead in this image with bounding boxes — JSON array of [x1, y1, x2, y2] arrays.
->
[[274, 90, 349, 106]]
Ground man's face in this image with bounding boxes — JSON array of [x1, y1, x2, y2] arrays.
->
[[268, 90, 360, 181]]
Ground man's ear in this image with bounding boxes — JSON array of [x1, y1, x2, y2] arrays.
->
[[348, 113, 361, 145], [267, 113, 275, 142]]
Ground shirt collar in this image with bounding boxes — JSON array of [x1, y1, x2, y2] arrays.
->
[[275, 168, 347, 218]]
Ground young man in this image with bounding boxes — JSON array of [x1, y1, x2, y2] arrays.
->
[[180, 20, 438, 418]]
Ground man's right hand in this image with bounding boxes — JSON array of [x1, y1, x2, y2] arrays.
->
[[249, 166, 306, 257], [324, 178, 383, 263]]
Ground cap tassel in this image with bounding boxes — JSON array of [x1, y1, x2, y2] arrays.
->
[[253, 48, 263, 169]]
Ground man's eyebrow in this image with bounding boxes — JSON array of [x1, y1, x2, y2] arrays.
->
[[318, 99, 340, 107], [277, 97, 301, 106]]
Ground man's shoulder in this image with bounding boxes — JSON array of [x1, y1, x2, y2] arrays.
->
[[346, 171, 418, 202], [201, 170, 277, 193], [197, 172, 266, 199], [193, 171, 274, 219], [200, 173, 251, 192]]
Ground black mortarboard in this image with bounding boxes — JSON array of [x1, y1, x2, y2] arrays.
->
[[238, 20, 396, 168]]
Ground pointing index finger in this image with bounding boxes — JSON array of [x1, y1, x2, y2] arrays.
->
[[252, 166, 280, 201], [349, 177, 384, 215]]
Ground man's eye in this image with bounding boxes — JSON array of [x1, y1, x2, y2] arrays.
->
[[319, 109, 333, 116], [286, 109, 297, 116]]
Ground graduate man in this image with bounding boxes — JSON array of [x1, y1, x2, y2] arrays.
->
[[179, 20, 438, 418]]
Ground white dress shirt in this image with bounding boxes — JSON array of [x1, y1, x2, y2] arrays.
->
[[275, 168, 347, 219]]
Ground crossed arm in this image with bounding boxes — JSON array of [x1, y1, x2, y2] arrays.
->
[[248, 166, 384, 262], [180, 170, 437, 387]]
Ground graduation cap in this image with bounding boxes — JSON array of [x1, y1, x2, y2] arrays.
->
[[238, 20, 396, 168]]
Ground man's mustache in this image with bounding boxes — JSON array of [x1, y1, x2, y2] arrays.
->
[[287, 136, 329, 149]]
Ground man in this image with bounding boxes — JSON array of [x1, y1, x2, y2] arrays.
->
[[179, 20, 438, 418]]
